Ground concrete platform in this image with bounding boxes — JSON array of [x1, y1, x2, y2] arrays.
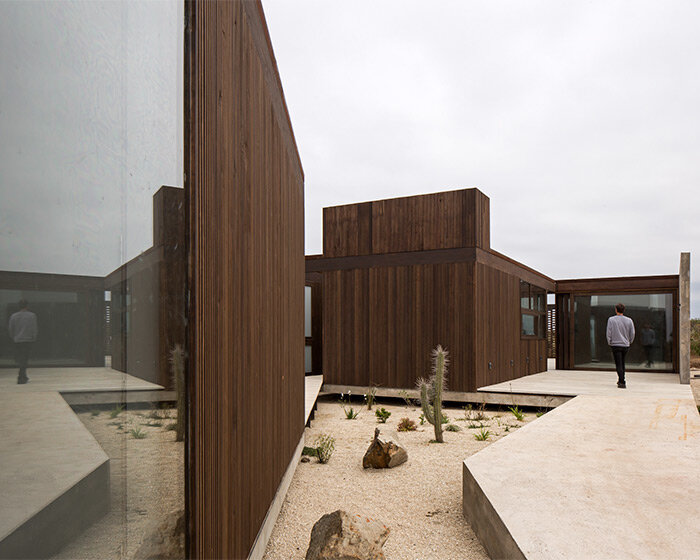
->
[[0, 392, 110, 559], [463, 395, 700, 559], [0, 366, 162, 394], [479, 368, 692, 400]]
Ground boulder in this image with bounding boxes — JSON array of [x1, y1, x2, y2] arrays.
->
[[305, 510, 389, 560], [362, 428, 408, 469], [133, 509, 185, 560]]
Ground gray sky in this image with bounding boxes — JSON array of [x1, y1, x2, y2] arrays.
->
[[263, 0, 700, 316], [0, 0, 181, 276], [0, 1, 697, 316]]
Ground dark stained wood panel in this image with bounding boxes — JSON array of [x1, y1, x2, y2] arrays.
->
[[185, 2, 304, 558], [556, 275, 679, 294], [322, 262, 475, 392], [323, 202, 372, 258], [322, 188, 491, 258]]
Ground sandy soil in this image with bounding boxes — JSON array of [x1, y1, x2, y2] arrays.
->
[[51, 406, 184, 560], [263, 398, 538, 560]]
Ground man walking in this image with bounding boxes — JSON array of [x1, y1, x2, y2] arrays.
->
[[8, 299, 38, 384], [606, 303, 635, 388]]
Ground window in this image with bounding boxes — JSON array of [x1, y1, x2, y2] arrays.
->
[[521, 281, 546, 339]]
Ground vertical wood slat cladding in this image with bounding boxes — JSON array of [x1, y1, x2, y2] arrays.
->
[[322, 189, 490, 258], [323, 263, 475, 391], [185, 2, 304, 559]]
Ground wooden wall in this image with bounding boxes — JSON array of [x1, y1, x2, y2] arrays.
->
[[316, 189, 551, 393], [323, 263, 475, 391], [323, 189, 490, 257], [185, 1, 305, 559]]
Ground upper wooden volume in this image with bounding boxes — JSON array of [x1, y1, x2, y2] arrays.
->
[[323, 188, 490, 257]]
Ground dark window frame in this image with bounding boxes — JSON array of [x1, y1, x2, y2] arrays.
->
[[520, 281, 547, 340]]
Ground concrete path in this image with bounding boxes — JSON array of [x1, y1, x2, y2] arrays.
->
[[463, 395, 700, 559], [479, 368, 691, 399], [0, 392, 110, 559], [0, 366, 161, 393]]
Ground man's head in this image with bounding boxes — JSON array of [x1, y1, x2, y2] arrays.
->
[[18, 299, 28, 310], [615, 303, 625, 314]]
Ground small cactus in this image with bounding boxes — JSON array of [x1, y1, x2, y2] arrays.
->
[[417, 345, 448, 443]]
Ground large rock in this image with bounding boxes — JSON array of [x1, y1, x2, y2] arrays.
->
[[363, 428, 408, 469], [133, 509, 185, 560], [305, 510, 389, 560]]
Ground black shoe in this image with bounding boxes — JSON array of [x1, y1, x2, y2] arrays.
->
[[617, 382, 626, 389]]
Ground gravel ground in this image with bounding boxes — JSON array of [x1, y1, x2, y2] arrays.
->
[[51, 406, 184, 560], [264, 398, 538, 560]]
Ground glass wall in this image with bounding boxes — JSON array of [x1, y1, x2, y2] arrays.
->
[[1, 2, 185, 559], [573, 293, 674, 371]]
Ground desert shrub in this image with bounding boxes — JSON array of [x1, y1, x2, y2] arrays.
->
[[314, 434, 335, 464], [445, 423, 461, 432], [397, 417, 417, 432], [375, 407, 391, 423], [474, 428, 490, 441]]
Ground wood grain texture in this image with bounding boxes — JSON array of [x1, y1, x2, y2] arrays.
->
[[185, 2, 304, 558], [556, 275, 679, 293], [323, 188, 491, 258]]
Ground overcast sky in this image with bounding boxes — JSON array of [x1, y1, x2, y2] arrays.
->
[[0, 0, 697, 316], [263, 0, 700, 316]]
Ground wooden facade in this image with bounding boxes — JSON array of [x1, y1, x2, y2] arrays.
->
[[185, 1, 305, 558], [308, 189, 552, 393]]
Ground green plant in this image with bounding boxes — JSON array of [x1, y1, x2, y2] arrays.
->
[[536, 410, 546, 418], [418, 413, 425, 425], [166, 423, 177, 431], [397, 417, 417, 432], [417, 345, 448, 443], [109, 404, 125, 419], [90, 409, 100, 417], [509, 405, 525, 422], [314, 433, 335, 464], [302, 446, 318, 457], [375, 407, 391, 423], [339, 391, 360, 419], [130, 427, 147, 439], [445, 423, 461, 432], [365, 386, 377, 410], [143, 421, 163, 427], [441, 413, 449, 424], [504, 425, 510, 432], [170, 344, 186, 442], [474, 428, 490, 441], [467, 422, 486, 429]]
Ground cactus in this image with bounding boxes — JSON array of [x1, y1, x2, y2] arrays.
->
[[417, 345, 448, 443], [170, 344, 186, 442]]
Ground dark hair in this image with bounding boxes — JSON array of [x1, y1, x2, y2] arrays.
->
[[18, 299, 28, 309], [615, 303, 625, 314]]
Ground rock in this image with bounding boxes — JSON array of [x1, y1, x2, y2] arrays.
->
[[362, 428, 408, 468], [133, 509, 185, 560], [305, 510, 389, 560]]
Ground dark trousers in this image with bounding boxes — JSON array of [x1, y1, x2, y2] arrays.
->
[[14, 342, 33, 383], [611, 346, 628, 384]]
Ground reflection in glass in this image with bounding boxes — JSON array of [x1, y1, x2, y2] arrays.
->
[[573, 293, 674, 371], [522, 314, 535, 336], [1, 2, 184, 559], [305, 286, 312, 338]]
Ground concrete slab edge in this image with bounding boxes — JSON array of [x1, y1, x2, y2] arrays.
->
[[248, 435, 304, 560], [463, 461, 526, 560], [322, 384, 570, 408], [0, 460, 110, 559]]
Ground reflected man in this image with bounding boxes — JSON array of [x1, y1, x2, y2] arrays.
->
[[640, 323, 656, 368], [8, 299, 38, 384], [606, 303, 635, 388]]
